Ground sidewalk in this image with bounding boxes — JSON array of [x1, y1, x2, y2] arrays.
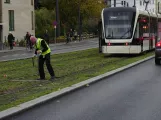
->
[[0, 46, 26, 53], [0, 38, 96, 54], [0, 40, 79, 53]]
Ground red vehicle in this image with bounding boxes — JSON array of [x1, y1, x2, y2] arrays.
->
[[155, 40, 161, 65]]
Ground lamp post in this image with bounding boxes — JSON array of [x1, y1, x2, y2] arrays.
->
[[56, 0, 60, 37]]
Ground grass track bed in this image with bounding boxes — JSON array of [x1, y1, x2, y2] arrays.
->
[[0, 48, 154, 111]]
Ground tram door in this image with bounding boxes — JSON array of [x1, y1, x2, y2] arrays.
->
[[150, 17, 157, 49], [139, 16, 150, 51]]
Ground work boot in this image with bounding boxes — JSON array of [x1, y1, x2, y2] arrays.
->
[[49, 76, 55, 81]]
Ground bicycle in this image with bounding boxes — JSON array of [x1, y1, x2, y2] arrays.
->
[[26, 42, 30, 51], [26, 41, 33, 51]]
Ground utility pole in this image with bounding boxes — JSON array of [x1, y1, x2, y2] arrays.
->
[[0, 0, 2, 50], [78, 1, 82, 41], [56, 0, 60, 37]]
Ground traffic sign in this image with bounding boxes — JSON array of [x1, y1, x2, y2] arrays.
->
[[53, 21, 57, 26]]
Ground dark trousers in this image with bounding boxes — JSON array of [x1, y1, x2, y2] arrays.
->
[[66, 37, 70, 43], [27, 40, 33, 50], [9, 43, 13, 49], [38, 53, 55, 79]]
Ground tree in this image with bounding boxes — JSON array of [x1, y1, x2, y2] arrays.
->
[[59, 0, 105, 31], [35, 0, 106, 36], [39, 0, 56, 10], [35, 8, 55, 39]]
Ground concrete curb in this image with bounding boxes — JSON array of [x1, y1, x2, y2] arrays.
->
[[0, 55, 154, 119], [0, 49, 25, 53]]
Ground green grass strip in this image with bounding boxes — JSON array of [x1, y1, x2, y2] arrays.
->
[[0, 48, 154, 111]]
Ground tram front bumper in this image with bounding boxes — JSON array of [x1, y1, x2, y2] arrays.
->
[[102, 46, 141, 54]]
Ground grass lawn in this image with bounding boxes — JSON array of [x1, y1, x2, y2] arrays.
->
[[0, 48, 154, 111]]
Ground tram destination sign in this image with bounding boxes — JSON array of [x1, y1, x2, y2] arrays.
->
[[109, 16, 130, 20]]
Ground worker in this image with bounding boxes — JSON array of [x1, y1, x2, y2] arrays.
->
[[30, 36, 55, 81]]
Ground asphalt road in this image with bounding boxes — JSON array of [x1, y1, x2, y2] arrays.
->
[[0, 38, 98, 61], [6, 58, 161, 120]]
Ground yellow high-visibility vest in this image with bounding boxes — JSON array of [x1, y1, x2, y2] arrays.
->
[[34, 38, 51, 56]]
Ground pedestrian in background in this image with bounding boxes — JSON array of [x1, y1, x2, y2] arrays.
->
[[8, 32, 14, 50], [66, 31, 70, 44], [44, 30, 49, 45], [73, 30, 78, 41], [30, 36, 55, 81], [25, 32, 32, 50], [70, 29, 73, 41]]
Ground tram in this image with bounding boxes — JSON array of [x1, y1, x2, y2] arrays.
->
[[98, 7, 161, 54]]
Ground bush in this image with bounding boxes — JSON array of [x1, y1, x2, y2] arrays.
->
[[15, 39, 19, 46], [35, 8, 56, 39], [49, 36, 66, 43], [19, 40, 26, 47], [3, 40, 8, 47]]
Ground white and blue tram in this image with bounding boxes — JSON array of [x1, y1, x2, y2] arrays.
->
[[98, 7, 161, 54]]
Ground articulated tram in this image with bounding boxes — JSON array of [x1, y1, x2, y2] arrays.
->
[[98, 7, 161, 54]]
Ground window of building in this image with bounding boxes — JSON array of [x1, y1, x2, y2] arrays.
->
[[140, 1, 142, 6], [8, 10, 14, 31], [31, 0, 33, 5], [31, 11, 34, 30], [4, 0, 10, 3]]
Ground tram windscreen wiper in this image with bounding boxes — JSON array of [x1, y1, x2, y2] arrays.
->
[[120, 28, 132, 39]]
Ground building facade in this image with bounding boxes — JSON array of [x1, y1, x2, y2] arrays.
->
[[0, 0, 35, 45], [107, 0, 157, 13]]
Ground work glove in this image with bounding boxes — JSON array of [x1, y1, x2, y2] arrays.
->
[[32, 54, 37, 58], [37, 50, 42, 54]]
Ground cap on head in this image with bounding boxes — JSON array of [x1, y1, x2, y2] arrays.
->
[[30, 36, 37, 44]]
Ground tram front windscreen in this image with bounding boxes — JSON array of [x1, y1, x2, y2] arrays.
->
[[103, 11, 135, 39]]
